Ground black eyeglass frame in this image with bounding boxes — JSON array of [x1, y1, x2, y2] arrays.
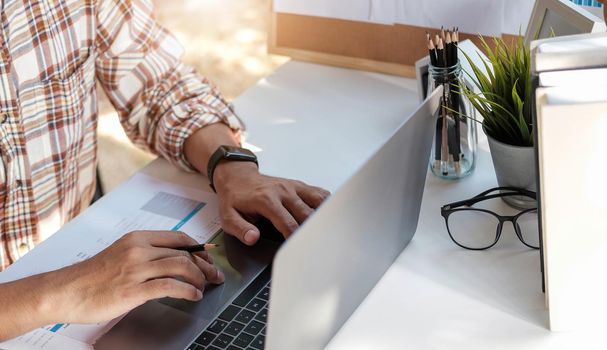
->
[[440, 187, 539, 250]]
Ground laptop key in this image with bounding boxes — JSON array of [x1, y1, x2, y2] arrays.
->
[[232, 285, 261, 308], [261, 326, 266, 335], [250, 335, 265, 350], [195, 331, 216, 346], [226, 346, 241, 350], [185, 343, 199, 350], [245, 298, 266, 312], [207, 319, 228, 334], [232, 267, 272, 306], [232, 332, 254, 348], [254, 308, 268, 323], [257, 287, 270, 301], [218, 305, 241, 321], [243, 320, 264, 335], [212, 334, 234, 348], [224, 321, 245, 336], [235, 309, 255, 324], [207, 347, 222, 350]]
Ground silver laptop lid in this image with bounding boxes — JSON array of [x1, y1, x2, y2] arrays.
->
[[266, 86, 443, 350]]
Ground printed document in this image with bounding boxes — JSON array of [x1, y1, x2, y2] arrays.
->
[[0, 173, 221, 349]]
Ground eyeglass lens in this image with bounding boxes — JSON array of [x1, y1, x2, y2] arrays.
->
[[446, 209, 500, 249], [515, 210, 539, 248], [447, 208, 539, 249]]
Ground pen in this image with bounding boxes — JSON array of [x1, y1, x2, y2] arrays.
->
[[176, 243, 220, 253], [435, 115, 442, 171]]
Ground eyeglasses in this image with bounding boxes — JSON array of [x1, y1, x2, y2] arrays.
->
[[441, 187, 539, 250]]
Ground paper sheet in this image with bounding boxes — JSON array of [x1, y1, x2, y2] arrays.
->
[[395, 0, 504, 36], [0, 173, 221, 349], [0, 329, 93, 350], [274, 0, 373, 23]]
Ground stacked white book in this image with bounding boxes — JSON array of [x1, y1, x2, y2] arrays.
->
[[533, 32, 607, 332]]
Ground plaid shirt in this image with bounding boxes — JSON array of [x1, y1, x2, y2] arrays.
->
[[0, 0, 243, 270]]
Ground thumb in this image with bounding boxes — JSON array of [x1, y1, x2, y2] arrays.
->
[[221, 207, 260, 246]]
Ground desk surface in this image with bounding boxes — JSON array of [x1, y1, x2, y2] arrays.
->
[[228, 60, 606, 349]]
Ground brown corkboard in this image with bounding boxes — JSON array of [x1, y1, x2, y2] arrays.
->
[[269, 4, 520, 78]]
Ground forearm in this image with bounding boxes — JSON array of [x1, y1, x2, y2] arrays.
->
[[184, 123, 258, 183], [0, 273, 57, 341]]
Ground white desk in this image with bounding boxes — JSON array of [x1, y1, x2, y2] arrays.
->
[[8, 59, 601, 349], [228, 61, 606, 349]]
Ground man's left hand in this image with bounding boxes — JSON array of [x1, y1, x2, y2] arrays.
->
[[212, 161, 330, 245]]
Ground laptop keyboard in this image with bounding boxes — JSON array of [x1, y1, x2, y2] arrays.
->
[[186, 267, 271, 350]]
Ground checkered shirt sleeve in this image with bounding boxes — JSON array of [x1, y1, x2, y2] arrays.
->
[[96, 0, 244, 171]]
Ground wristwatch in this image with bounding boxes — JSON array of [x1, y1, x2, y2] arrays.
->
[[207, 145, 258, 192]]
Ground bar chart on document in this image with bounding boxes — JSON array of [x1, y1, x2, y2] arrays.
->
[[570, 0, 603, 7], [0, 173, 222, 349]]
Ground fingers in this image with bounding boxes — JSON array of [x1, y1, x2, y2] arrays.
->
[[283, 197, 313, 224], [295, 183, 330, 209], [141, 230, 198, 248], [218, 179, 329, 242], [258, 199, 299, 238], [192, 255, 224, 284], [150, 247, 214, 264], [221, 207, 261, 246], [140, 278, 203, 302], [143, 256, 206, 290], [143, 254, 224, 289], [193, 251, 214, 265]]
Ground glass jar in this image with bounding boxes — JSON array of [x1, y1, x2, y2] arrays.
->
[[427, 61, 477, 179]]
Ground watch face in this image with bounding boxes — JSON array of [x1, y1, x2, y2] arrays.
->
[[223, 146, 256, 159]]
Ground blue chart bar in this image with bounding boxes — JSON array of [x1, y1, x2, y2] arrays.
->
[[171, 202, 206, 231], [570, 0, 603, 7], [49, 323, 64, 332]]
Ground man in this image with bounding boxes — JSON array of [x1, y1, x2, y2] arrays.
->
[[0, 0, 329, 341]]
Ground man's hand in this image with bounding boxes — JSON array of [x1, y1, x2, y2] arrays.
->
[[51, 230, 224, 324], [183, 123, 330, 245], [0, 230, 224, 340], [213, 162, 330, 245]]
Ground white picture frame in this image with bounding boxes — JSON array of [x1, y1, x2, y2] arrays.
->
[[525, 0, 606, 44]]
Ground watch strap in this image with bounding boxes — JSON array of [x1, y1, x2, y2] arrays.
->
[[207, 146, 258, 192]]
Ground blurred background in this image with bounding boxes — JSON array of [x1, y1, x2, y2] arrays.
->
[[97, 0, 288, 191]]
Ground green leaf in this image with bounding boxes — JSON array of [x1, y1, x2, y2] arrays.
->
[[461, 34, 534, 146]]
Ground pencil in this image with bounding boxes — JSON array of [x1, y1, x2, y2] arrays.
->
[[176, 243, 220, 253], [445, 31, 453, 66], [428, 38, 438, 66], [436, 38, 445, 68]]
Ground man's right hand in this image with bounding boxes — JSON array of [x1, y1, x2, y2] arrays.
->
[[1, 230, 224, 341], [44, 230, 225, 325]]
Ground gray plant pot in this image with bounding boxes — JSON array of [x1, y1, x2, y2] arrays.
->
[[484, 126, 537, 209]]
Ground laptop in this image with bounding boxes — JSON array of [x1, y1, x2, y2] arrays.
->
[[96, 86, 443, 350]]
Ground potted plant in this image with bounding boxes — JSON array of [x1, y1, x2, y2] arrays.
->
[[460, 36, 536, 209]]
